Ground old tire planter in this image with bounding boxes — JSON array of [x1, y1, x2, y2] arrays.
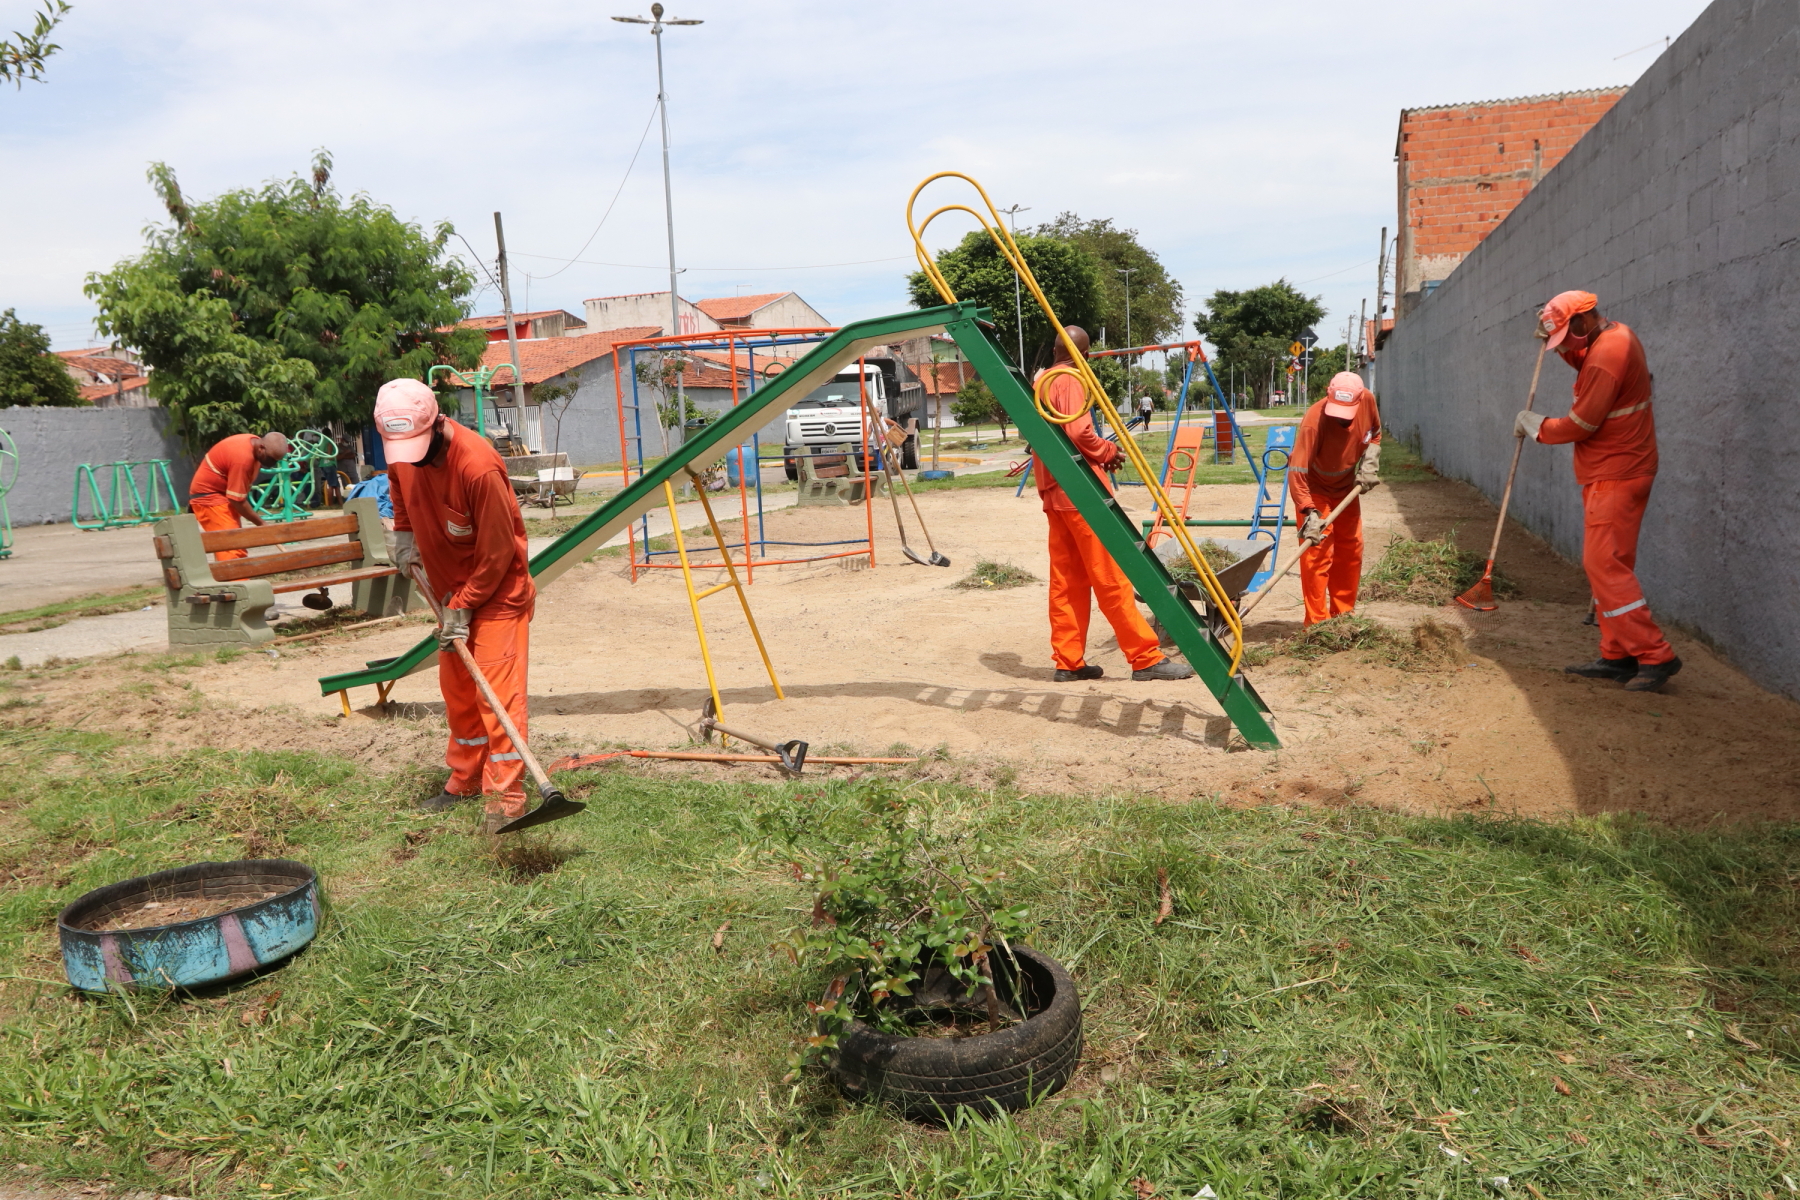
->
[[829, 945, 1081, 1121], [58, 859, 321, 992]]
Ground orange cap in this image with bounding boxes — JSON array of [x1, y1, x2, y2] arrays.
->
[[1322, 371, 1368, 419], [1538, 290, 1597, 348]]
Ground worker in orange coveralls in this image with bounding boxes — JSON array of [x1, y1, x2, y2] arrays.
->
[[374, 378, 538, 832], [186, 432, 290, 560], [1034, 326, 1194, 683], [1288, 371, 1382, 625], [1517, 290, 1680, 692]]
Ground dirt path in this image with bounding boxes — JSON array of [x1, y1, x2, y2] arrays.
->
[[10, 475, 1797, 828]]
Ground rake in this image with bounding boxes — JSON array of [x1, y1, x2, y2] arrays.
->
[[1456, 341, 1548, 612]]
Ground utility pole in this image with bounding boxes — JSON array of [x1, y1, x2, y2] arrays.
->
[[614, 3, 702, 443], [1116, 267, 1136, 410], [493, 212, 527, 431], [1358, 298, 1368, 367], [1372, 226, 1389, 394], [998, 203, 1030, 367]]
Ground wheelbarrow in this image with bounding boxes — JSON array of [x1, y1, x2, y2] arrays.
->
[[1150, 537, 1275, 641]]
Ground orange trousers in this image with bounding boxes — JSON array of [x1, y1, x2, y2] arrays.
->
[[1582, 475, 1674, 665], [190, 500, 249, 560], [1045, 507, 1163, 672], [440, 607, 532, 817], [1299, 493, 1363, 625]]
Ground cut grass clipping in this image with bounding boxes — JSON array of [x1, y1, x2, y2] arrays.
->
[[1166, 539, 1240, 582], [1246, 614, 1467, 670], [954, 559, 1039, 590], [3, 726, 1800, 1197], [1363, 531, 1518, 606]]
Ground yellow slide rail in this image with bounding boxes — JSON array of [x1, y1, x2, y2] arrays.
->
[[906, 172, 1245, 673]]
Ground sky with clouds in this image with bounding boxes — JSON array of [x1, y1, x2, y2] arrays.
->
[[3, 0, 1709, 351]]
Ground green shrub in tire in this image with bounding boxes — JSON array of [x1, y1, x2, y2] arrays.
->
[[829, 945, 1082, 1121]]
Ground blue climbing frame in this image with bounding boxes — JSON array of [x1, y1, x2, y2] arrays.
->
[[613, 328, 881, 582]]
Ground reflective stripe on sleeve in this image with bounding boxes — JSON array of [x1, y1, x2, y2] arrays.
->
[[1607, 400, 1651, 418], [1601, 597, 1647, 619], [1568, 412, 1599, 432]]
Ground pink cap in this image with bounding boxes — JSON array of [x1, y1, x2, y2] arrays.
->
[[1322, 371, 1368, 419], [373, 378, 440, 464], [1538, 290, 1597, 348]]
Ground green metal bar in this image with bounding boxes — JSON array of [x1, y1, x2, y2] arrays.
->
[[71, 463, 107, 529], [318, 304, 979, 699], [944, 315, 1279, 750]]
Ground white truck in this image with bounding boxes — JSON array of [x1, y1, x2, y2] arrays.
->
[[781, 361, 918, 479]]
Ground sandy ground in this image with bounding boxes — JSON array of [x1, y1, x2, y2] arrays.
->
[[8, 473, 1798, 828]]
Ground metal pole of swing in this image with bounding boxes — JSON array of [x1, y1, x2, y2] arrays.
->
[[614, 2, 703, 457]]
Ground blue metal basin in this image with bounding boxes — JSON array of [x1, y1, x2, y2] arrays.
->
[[58, 859, 320, 992]]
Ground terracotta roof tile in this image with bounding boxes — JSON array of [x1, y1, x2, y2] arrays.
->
[[693, 293, 786, 321], [457, 309, 586, 332], [474, 327, 662, 385]]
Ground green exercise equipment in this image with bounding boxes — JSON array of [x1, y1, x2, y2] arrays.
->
[[250, 429, 338, 523], [72, 458, 178, 530], [0, 427, 14, 558]]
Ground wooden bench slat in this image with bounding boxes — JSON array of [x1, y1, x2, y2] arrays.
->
[[268, 566, 398, 594], [200, 513, 360, 553], [210, 542, 364, 582]]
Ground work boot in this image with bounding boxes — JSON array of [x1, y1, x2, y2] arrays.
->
[[1564, 656, 1637, 682], [1132, 659, 1196, 682], [416, 788, 472, 813], [1624, 656, 1682, 692], [1054, 665, 1104, 682]]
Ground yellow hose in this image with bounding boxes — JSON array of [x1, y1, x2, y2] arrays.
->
[[905, 171, 1246, 674]]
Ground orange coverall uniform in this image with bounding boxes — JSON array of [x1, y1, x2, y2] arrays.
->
[[390, 422, 538, 818], [1535, 320, 1673, 666], [1032, 369, 1165, 673], [1288, 394, 1382, 625], [187, 434, 262, 560]]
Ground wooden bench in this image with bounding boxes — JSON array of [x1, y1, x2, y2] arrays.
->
[[152, 497, 414, 646]]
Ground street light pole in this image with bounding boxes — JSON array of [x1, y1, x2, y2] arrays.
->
[[614, 2, 702, 443], [998, 203, 1030, 367], [1116, 266, 1136, 411]]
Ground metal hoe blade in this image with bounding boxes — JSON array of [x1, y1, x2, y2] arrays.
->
[[493, 789, 587, 834]]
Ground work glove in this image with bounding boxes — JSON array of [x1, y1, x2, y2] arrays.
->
[[1514, 409, 1546, 441], [437, 605, 472, 650], [1300, 510, 1325, 544], [390, 529, 422, 575], [1356, 443, 1382, 493]]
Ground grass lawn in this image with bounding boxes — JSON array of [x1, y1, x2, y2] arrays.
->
[[2, 722, 1798, 1198]]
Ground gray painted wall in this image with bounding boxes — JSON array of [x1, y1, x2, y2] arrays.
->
[[1373, 0, 1799, 699], [0, 405, 196, 526]]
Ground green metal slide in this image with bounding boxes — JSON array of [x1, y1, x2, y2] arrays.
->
[[317, 302, 1279, 749]]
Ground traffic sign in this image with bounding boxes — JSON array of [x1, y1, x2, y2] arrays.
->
[[1288, 341, 1304, 357], [1300, 327, 1318, 348]]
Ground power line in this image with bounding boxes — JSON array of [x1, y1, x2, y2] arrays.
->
[[524, 100, 661, 282]]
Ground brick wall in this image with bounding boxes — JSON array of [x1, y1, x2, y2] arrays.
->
[[1396, 89, 1627, 313], [1372, 0, 1800, 699]]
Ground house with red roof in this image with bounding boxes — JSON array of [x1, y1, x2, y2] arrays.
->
[[55, 347, 152, 408], [455, 309, 587, 343], [692, 292, 829, 330]]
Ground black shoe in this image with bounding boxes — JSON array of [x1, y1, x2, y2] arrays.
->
[[1624, 656, 1682, 692], [1132, 660, 1196, 681], [1054, 665, 1104, 682], [416, 788, 473, 813], [1564, 657, 1636, 682]]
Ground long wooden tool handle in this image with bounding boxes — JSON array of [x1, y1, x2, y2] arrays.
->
[[1238, 489, 1361, 620], [1482, 340, 1550, 566], [408, 567, 559, 798]]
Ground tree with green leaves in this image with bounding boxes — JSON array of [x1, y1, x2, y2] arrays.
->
[[1304, 344, 1351, 401], [1193, 279, 1326, 406], [949, 376, 1012, 441], [907, 230, 1101, 371], [1034, 213, 1182, 351], [1, 0, 68, 89], [0, 309, 81, 406], [86, 152, 486, 441]]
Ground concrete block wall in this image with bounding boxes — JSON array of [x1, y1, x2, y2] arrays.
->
[[1373, 0, 1800, 698], [0, 405, 196, 527]]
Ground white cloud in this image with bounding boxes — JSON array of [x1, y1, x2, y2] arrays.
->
[[0, 0, 1709, 347]]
